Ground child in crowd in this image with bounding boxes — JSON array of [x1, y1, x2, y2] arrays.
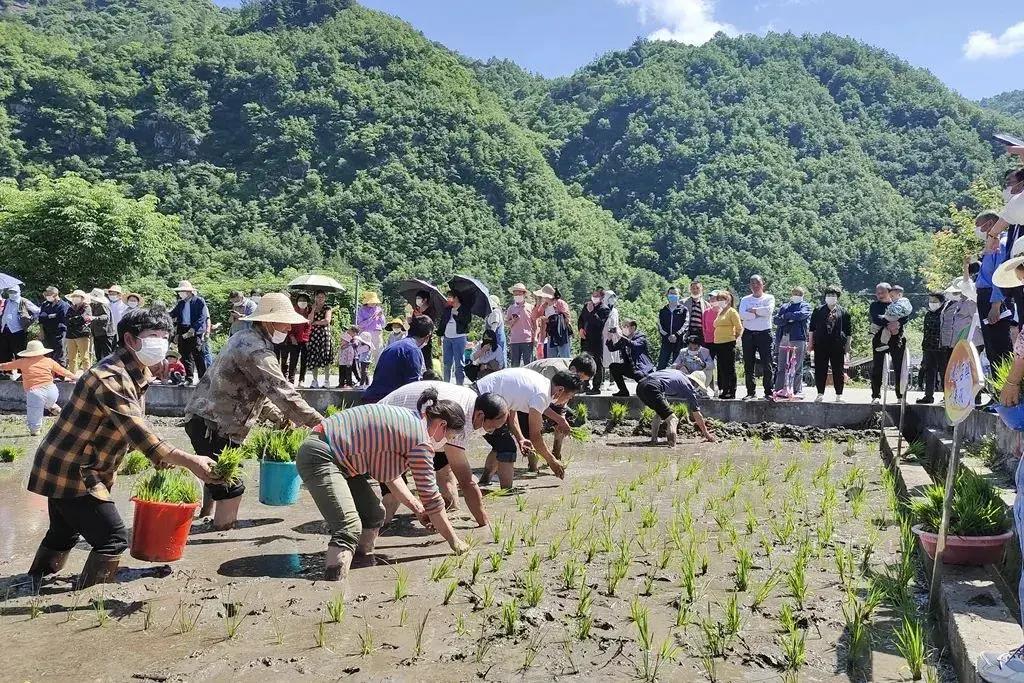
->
[[337, 326, 358, 388], [874, 284, 913, 352], [465, 329, 503, 381], [166, 349, 187, 385], [385, 318, 407, 347], [673, 335, 714, 390], [0, 340, 77, 436], [354, 332, 372, 386]]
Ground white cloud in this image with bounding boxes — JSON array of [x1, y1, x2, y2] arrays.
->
[[964, 20, 1024, 60], [618, 0, 736, 45]]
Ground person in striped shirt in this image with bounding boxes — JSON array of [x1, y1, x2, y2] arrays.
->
[[297, 390, 469, 581]]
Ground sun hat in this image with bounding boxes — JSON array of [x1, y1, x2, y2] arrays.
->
[[125, 292, 145, 305], [533, 284, 556, 299], [355, 331, 373, 346], [993, 256, 1024, 289], [687, 371, 709, 395], [88, 288, 108, 303], [18, 340, 52, 357], [388, 317, 407, 330], [508, 282, 528, 294], [65, 289, 88, 302], [107, 285, 124, 295], [241, 292, 310, 325], [361, 291, 381, 305], [165, 348, 180, 359], [173, 280, 196, 292]]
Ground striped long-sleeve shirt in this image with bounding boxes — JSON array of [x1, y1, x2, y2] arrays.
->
[[320, 404, 443, 514]]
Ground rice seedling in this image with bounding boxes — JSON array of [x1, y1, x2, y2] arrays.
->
[[520, 629, 544, 672], [608, 402, 628, 427], [717, 457, 735, 480], [817, 509, 835, 548], [134, 469, 200, 504], [491, 522, 503, 545], [750, 569, 781, 610], [629, 596, 648, 624], [481, 582, 494, 609], [28, 595, 44, 619], [723, 592, 742, 636], [656, 545, 673, 570], [674, 594, 691, 628], [849, 485, 867, 519], [430, 556, 455, 582], [566, 510, 583, 534], [0, 445, 24, 462], [568, 426, 590, 442], [574, 402, 588, 424], [358, 618, 375, 655], [772, 435, 783, 452], [840, 465, 866, 490], [515, 494, 527, 512], [844, 438, 857, 457], [700, 654, 718, 682], [734, 546, 753, 591], [605, 558, 629, 596], [787, 560, 808, 609], [770, 514, 796, 546], [783, 461, 800, 483], [751, 456, 770, 487], [843, 595, 872, 672], [635, 610, 679, 682], [781, 628, 807, 671], [800, 439, 812, 455], [500, 598, 519, 636], [174, 599, 203, 634], [672, 402, 689, 422], [489, 551, 504, 573], [142, 600, 153, 631], [561, 557, 582, 590], [211, 446, 246, 487], [681, 459, 703, 480], [698, 611, 728, 658], [270, 607, 286, 645], [455, 612, 469, 637], [547, 534, 564, 561], [443, 580, 458, 605], [502, 536, 515, 557], [639, 406, 655, 428], [398, 606, 408, 626], [779, 602, 797, 633], [577, 613, 593, 640], [585, 539, 600, 563], [759, 532, 774, 566], [474, 621, 493, 663], [640, 504, 658, 529], [393, 567, 410, 602], [314, 614, 328, 648], [91, 597, 110, 628], [523, 571, 544, 607], [118, 450, 149, 475]]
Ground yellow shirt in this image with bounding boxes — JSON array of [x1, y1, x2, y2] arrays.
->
[[714, 307, 743, 343]]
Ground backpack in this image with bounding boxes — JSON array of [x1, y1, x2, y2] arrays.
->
[[547, 311, 571, 347]]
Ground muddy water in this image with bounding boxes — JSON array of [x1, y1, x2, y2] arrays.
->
[[0, 418, 948, 682]]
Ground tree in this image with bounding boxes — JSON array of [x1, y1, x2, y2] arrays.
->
[[0, 174, 177, 294], [923, 179, 1002, 290]]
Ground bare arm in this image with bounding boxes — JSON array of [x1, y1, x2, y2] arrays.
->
[[528, 409, 564, 479]]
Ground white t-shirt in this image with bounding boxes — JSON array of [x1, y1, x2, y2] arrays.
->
[[475, 368, 550, 415], [1001, 192, 1024, 226], [739, 293, 775, 332], [378, 380, 477, 449]]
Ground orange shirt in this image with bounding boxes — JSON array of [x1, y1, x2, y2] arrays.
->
[[0, 356, 76, 392]]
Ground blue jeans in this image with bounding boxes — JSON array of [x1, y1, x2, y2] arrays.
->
[[443, 335, 467, 384], [509, 342, 534, 367], [547, 342, 571, 358]]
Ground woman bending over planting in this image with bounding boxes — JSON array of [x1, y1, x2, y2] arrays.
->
[[25, 308, 219, 590], [297, 390, 469, 581]]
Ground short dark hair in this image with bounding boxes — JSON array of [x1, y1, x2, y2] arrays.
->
[[229, 290, 244, 300], [118, 308, 173, 346], [552, 370, 583, 393], [416, 388, 467, 430], [569, 353, 597, 378], [408, 314, 433, 339], [623, 319, 638, 328], [686, 335, 700, 345], [823, 285, 842, 297], [474, 392, 508, 420]]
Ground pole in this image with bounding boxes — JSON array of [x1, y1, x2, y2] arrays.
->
[[896, 390, 907, 460], [929, 421, 962, 614], [353, 272, 360, 326], [880, 354, 890, 446]]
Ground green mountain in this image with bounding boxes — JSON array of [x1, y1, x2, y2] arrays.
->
[[0, 0, 1019, 303], [981, 89, 1024, 120]]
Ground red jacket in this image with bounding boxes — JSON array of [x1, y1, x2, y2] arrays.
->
[[289, 306, 311, 344]]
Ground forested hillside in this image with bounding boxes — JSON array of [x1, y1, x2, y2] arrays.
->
[[0, 0, 1019, 304], [982, 90, 1024, 120]]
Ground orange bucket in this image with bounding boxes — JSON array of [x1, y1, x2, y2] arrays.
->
[[129, 498, 199, 562]]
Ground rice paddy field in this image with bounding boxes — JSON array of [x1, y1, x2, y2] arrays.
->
[[0, 415, 951, 682]]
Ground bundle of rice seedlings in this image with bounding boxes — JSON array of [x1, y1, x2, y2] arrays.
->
[[212, 446, 246, 486], [134, 469, 200, 504], [119, 450, 150, 475], [0, 444, 25, 463]]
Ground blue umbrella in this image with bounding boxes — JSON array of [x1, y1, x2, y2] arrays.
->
[[449, 274, 492, 319], [0, 273, 24, 291]]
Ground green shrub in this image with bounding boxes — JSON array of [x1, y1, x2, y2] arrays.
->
[[134, 469, 200, 504], [966, 435, 999, 469], [910, 469, 1009, 536], [119, 451, 150, 475], [0, 445, 24, 463]]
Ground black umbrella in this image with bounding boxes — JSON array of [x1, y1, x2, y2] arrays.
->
[[449, 274, 492, 319], [397, 278, 446, 316]]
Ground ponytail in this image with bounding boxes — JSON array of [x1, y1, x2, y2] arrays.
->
[[417, 388, 467, 431]]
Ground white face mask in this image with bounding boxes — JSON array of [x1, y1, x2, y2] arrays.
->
[[71, 297, 83, 306], [791, 296, 803, 304], [825, 296, 838, 307], [928, 302, 942, 311], [514, 295, 524, 304], [45, 296, 56, 303], [976, 227, 988, 240], [545, 305, 555, 316], [108, 295, 120, 303], [714, 301, 726, 310], [134, 336, 169, 367], [1004, 187, 1014, 202], [271, 329, 288, 344], [297, 301, 309, 310], [415, 297, 424, 307], [178, 291, 189, 300], [127, 301, 139, 309]]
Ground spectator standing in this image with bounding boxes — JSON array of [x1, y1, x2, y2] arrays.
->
[[976, 213, 1015, 374], [337, 326, 358, 388], [685, 281, 709, 344], [306, 290, 334, 388], [772, 286, 811, 398], [534, 284, 573, 359], [64, 290, 92, 373], [738, 275, 776, 400], [411, 290, 438, 378], [657, 286, 688, 370], [868, 283, 912, 403], [385, 318, 407, 347], [280, 292, 311, 386], [808, 286, 852, 403], [361, 315, 433, 403], [702, 290, 720, 394], [602, 290, 621, 389], [438, 291, 471, 384], [107, 285, 127, 329], [0, 284, 39, 374], [125, 293, 143, 311], [39, 286, 69, 367], [939, 276, 975, 369], [577, 287, 610, 394], [228, 290, 257, 335], [169, 281, 209, 382], [917, 291, 946, 404], [0, 340, 76, 435], [713, 291, 743, 399], [486, 294, 507, 370], [505, 283, 534, 367], [357, 291, 385, 363], [607, 319, 655, 397], [86, 288, 115, 362]]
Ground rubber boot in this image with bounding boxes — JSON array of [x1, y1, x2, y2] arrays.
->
[[665, 415, 679, 448], [27, 545, 70, 589], [76, 552, 120, 590], [650, 415, 661, 444], [324, 548, 353, 582]]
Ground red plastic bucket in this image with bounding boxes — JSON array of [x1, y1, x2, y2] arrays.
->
[[129, 497, 199, 562], [912, 524, 1014, 566]]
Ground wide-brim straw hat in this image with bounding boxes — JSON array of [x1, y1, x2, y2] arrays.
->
[[533, 284, 556, 299], [508, 282, 528, 294], [687, 371, 709, 395], [107, 285, 124, 295], [88, 288, 107, 303], [173, 280, 196, 292], [355, 331, 373, 345], [65, 289, 88, 302], [361, 291, 381, 305], [241, 292, 310, 325], [388, 317, 407, 330], [18, 340, 52, 357], [993, 256, 1024, 289], [125, 292, 145, 305]]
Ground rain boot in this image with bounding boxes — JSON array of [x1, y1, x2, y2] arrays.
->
[[76, 552, 120, 590], [650, 415, 661, 445], [324, 548, 353, 582], [666, 415, 679, 448], [27, 545, 70, 589]]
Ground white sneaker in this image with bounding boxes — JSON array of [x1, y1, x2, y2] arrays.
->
[[814, 395, 824, 403], [835, 396, 845, 404], [871, 398, 880, 405], [311, 380, 320, 389], [978, 645, 1024, 683]]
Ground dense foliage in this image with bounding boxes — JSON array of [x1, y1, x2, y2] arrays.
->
[[981, 90, 1024, 120]]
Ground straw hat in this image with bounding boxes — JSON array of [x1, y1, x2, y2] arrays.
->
[[356, 331, 373, 346], [65, 289, 88, 302], [533, 284, 556, 299], [388, 317, 407, 330], [173, 280, 196, 292], [241, 292, 310, 325], [125, 292, 145, 305], [993, 256, 1024, 289], [508, 282, 528, 294], [107, 284, 123, 295], [361, 291, 381, 305], [687, 371, 709, 395], [18, 340, 52, 357], [88, 288, 107, 303]]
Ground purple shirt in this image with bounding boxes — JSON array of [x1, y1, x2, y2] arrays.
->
[[505, 302, 534, 344], [357, 305, 385, 332]]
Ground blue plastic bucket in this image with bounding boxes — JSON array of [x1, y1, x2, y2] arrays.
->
[[259, 460, 301, 506], [994, 403, 1024, 431]]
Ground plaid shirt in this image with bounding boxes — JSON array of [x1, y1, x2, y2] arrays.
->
[[27, 347, 172, 500]]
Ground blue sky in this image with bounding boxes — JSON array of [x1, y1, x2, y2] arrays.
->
[[343, 0, 1023, 100]]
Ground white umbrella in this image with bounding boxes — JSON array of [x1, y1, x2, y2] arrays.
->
[[287, 274, 345, 292]]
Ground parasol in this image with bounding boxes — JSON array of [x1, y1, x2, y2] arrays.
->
[[397, 278, 446, 316], [449, 274, 492, 319], [287, 274, 345, 292], [0, 273, 23, 291]]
